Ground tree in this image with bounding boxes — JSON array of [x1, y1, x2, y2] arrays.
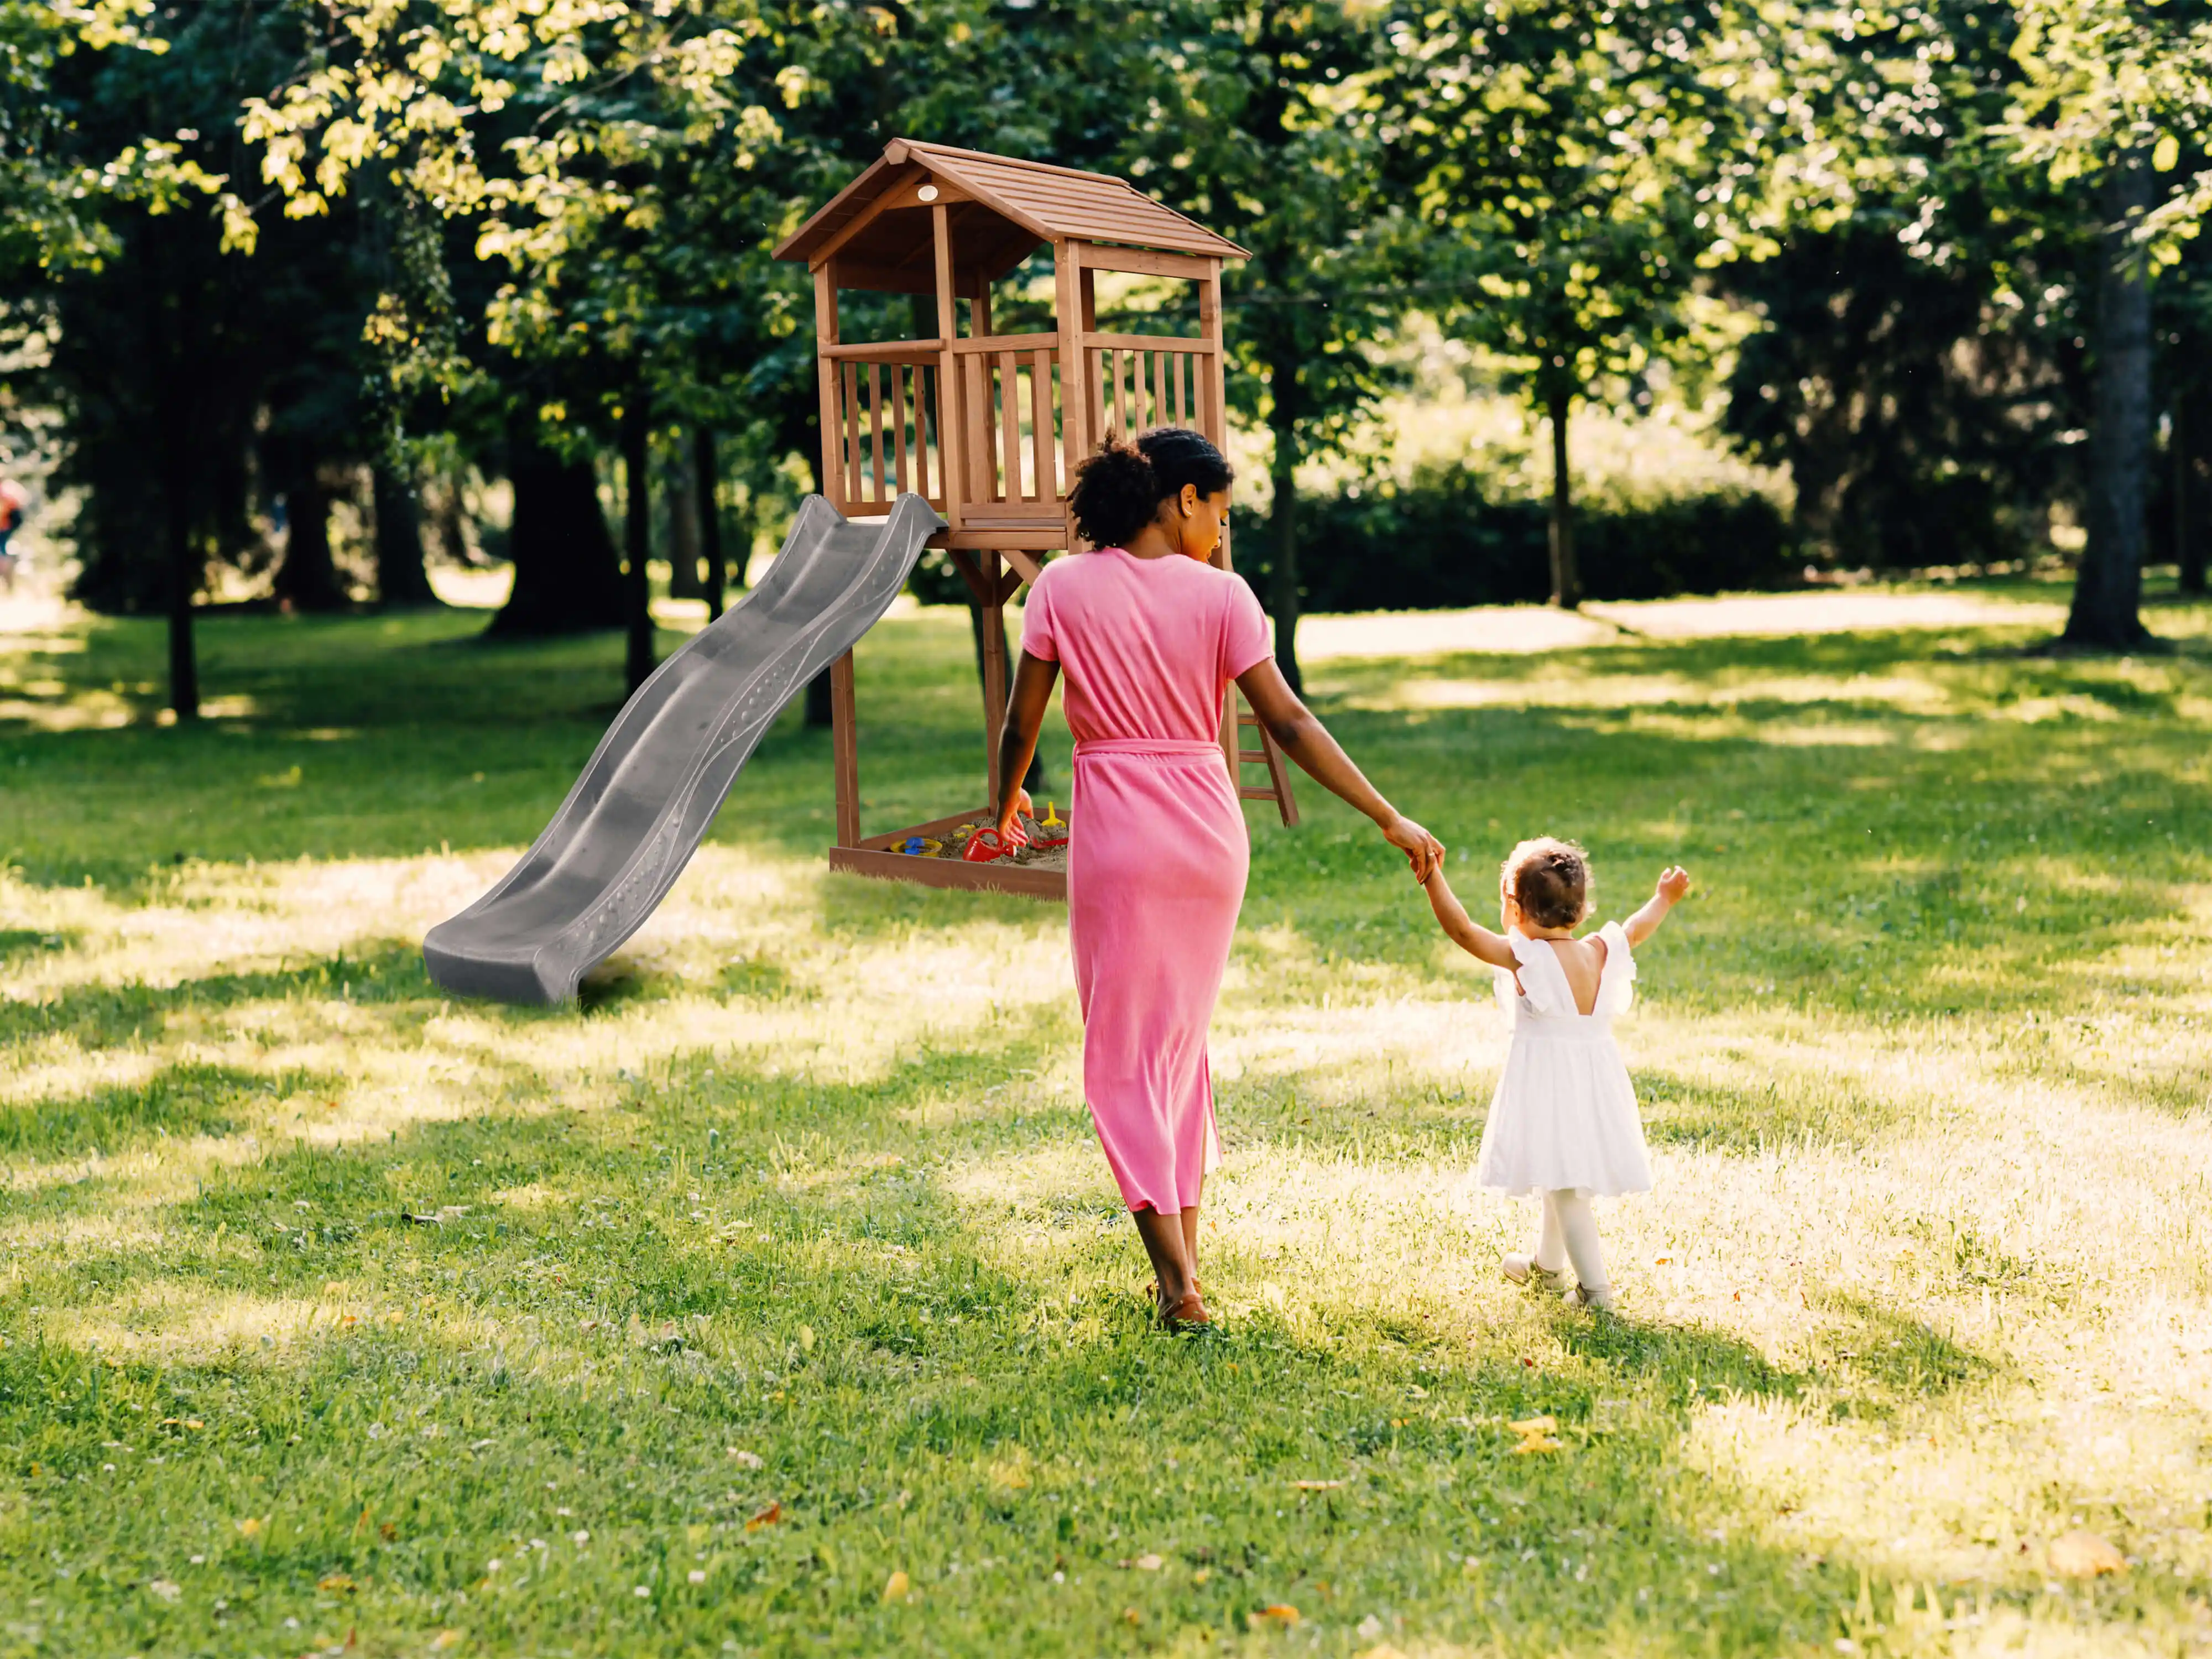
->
[[1126, 1, 1406, 690], [1384, 0, 1750, 609]]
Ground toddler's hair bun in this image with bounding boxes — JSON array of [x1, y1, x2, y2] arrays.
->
[[1501, 836, 1592, 930]]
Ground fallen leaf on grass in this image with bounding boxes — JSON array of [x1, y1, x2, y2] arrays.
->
[[1248, 1604, 1301, 1628], [1122, 1608, 1141, 1625], [1117, 1553, 1163, 1571], [745, 1502, 782, 1531], [883, 1570, 910, 1603], [1290, 1480, 1343, 1491], [236, 1517, 264, 1539], [430, 1631, 463, 1649], [1507, 1416, 1557, 1436], [1512, 1437, 1563, 1455], [2049, 1531, 2125, 1577], [318, 1573, 357, 1593]]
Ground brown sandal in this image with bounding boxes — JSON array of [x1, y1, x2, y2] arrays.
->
[[1159, 1289, 1213, 1331]]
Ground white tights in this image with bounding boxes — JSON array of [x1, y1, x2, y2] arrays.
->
[[1532, 1189, 1609, 1295]]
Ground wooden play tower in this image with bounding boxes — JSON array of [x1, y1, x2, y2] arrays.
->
[[773, 138, 1298, 899]]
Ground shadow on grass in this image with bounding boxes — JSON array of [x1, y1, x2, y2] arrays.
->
[[0, 940, 441, 1051], [0, 1060, 338, 1161]]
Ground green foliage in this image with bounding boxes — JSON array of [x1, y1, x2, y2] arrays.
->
[[1234, 465, 1796, 611], [1382, 0, 1752, 420]]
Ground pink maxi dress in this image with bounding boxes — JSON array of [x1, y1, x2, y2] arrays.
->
[[1018, 547, 1273, 1214]]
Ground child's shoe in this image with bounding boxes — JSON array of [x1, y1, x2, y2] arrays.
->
[[1501, 1253, 1571, 1291], [1563, 1281, 1617, 1312]]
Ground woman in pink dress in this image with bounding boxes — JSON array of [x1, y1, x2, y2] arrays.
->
[[992, 429, 1443, 1329]]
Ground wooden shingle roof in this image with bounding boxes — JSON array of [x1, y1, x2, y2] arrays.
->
[[773, 139, 1248, 283]]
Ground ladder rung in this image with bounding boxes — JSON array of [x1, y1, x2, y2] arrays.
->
[[1237, 713, 1264, 726], [1238, 749, 1269, 764], [1238, 787, 1284, 800]]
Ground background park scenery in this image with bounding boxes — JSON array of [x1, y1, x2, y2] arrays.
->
[[4, 1, 2212, 1656]]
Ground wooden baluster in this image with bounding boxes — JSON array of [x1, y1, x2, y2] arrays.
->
[[868, 363, 888, 502], [998, 349, 1021, 501], [1170, 351, 1186, 425], [907, 364, 924, 501], [964, 353, 989, 503], [917, 363, 935, 503], [1030, 349, 1054, 502], [841, 362, 863, 504], [1092, 348, 1109, 447], [1112, 348, 1129, 438], [890, 362, 910, 496]]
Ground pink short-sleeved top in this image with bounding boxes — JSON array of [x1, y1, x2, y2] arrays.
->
[[1016, 548, 1272, 744]]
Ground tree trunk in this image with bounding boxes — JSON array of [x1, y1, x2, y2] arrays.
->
[[666, 430, 705, 600], [696, 425, 726, 620], [1267, 363, 1303, 695], [2178, 389, 2208, 596], [373, 465, 441, 607], [2065, 156, 2155, 649], [488, 420, 624, 635], [1547, 387, 1581, 609], [623, 392, 656, 695], [273, 472, 346, 611], [164, 452, 199, 721]]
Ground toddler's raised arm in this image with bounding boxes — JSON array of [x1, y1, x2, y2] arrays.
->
[[1422, 866, 1519, 968], [1623, 865, 1692, 947]]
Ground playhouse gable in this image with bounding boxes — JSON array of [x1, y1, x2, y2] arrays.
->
[[773, 139, 1248, 292]]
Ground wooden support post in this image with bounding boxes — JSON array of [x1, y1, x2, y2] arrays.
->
[[1199, 259, 1227, 446], [831, 651, 860, 847], [982, 551, 1009, 810], [931, 204, 962, 533], [814, 268, 843, 509], [1055, 242, 1089, 510]]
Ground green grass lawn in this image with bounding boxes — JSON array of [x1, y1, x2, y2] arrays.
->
[[2, 581, 2210, 1658]]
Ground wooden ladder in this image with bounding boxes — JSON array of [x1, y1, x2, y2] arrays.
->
[[1225, 696, 1300, 826]]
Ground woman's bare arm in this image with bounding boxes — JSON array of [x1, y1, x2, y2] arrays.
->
[[993, 649, 1061, 836], [1422, 866, 1519, 968], [1235, 657, 1443, 880]]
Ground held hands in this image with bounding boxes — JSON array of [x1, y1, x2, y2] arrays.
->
[[1655, 865, 1692, 904], [1380, 813, 1445, 883]]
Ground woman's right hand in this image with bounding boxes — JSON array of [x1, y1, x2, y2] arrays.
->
[[1380, 813, 1444, 882]]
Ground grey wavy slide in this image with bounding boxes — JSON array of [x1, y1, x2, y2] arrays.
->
[[424, 493, 945, 1006]]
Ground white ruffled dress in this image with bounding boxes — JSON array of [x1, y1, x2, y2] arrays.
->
[[1474, 922, 1654, 1198]]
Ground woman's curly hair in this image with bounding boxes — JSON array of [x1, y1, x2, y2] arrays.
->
[[1066, 426, 1234, 550], [1501, 837, 1592, 931]]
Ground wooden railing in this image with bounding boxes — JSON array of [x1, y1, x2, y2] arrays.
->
[[950, 334, 1063, 517], [825, 328, 1220, 526], [1086, 333, 1217, 445], [823, 340, 945, 513]]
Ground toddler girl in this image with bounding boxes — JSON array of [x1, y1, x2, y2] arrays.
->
[[1421, 838, 1691, 1310]]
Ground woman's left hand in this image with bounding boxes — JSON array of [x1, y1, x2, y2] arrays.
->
[[995, 787, 1034, 846], [1380, 813, 1444, 882]]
